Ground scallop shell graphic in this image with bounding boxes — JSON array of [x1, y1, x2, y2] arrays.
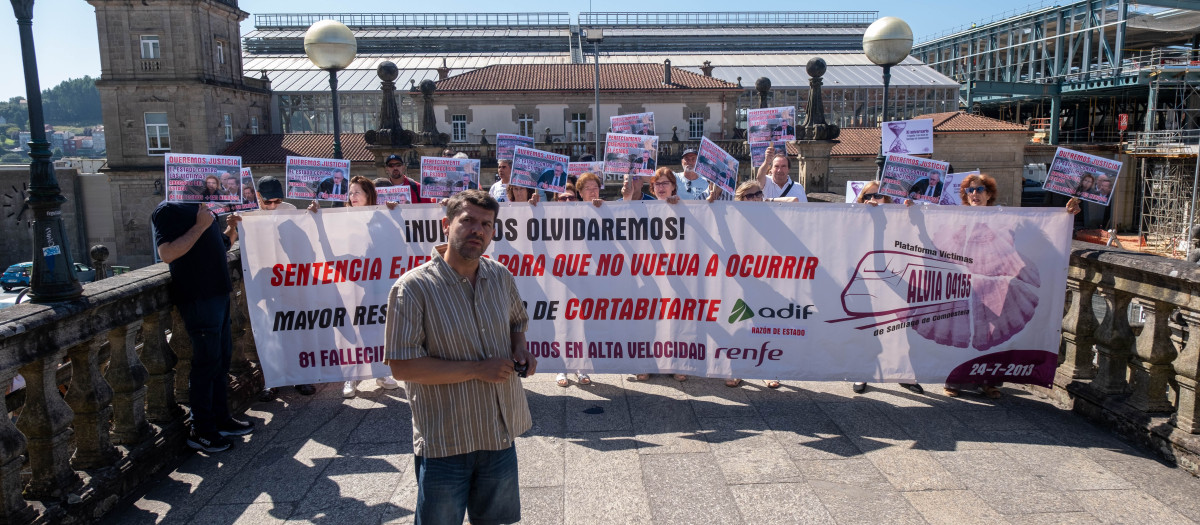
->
[[930, 222, 1041, 351]]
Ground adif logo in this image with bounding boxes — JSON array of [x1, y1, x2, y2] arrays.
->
[[728, 299, 755, 323]]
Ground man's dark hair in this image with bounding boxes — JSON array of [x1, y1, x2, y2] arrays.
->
[[445, 189, 499, 222]]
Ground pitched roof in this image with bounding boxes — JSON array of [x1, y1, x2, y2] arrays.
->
[[221, 133, 374, 164], [830, 112, 1032, 156], [435, 63, 741, 92]]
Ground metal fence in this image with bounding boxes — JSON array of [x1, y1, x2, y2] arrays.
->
[[255, 12, 571, 29], [577, 11, 876, 27]]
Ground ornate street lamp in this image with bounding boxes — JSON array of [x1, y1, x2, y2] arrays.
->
[[304, 20, 357, 160], [863, 16, 913, 178], [12, 0, 82, 302]]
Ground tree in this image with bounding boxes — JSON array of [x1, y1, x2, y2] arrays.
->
[[41, 76, 101, 125]]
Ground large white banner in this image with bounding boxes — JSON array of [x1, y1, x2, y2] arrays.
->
[[240, 202, 1072, 389]]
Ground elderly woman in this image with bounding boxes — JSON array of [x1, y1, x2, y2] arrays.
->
[[553, 171, 609, 387], [629, 168, 683, 381], [307, 176, 403, 398], [945, 173, 1079, 399], [556, 182, 581, 202], [849, 181, 924, 395]]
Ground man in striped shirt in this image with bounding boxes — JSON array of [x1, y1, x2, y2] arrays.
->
[[385, 189, 537, 525]]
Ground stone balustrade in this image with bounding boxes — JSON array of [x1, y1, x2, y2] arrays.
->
[[0, 249, 259, 523], [2, 234, 1200, 523], [1038, 240, 1200, 473]]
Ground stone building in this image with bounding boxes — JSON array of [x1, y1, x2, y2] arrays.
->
[[87, 0, 272, 267]]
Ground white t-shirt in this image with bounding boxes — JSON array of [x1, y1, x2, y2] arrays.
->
[[272, 201, 298, 210], [763, 176, 807, 202], [674, 172, 706, 201], [490, 181, 508, 202]]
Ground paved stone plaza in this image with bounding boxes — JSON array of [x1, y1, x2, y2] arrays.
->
[[103, 374, 1200, 525]]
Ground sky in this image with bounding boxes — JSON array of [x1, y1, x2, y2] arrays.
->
[[0, 0, 1052, 102]]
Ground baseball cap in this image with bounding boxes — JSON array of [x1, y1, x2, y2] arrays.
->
[[257, 176, 285, 200], [681, 148, 698, 156], [385, 154, 404, 165]]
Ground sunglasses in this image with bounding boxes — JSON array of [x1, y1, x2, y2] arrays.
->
[[558, 194, 578, 201], [743, 191, 764, 199], [964, 186, 988, 194], [861, 193, 883, 201]]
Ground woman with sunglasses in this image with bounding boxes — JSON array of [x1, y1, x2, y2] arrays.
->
[[308, 176, 404, 398], [944, 173, 1079, 399], [718, 180, 799, 389], [850, 182, 924, 395], [629, 168, 683, 381]]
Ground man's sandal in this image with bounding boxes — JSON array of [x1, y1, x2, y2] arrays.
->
[[943, 386, 961, 397], [982, 385, 1003, 399]]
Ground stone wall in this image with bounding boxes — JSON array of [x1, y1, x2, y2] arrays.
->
[[0, 165, 85, 272]]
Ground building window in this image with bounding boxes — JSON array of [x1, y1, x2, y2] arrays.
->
[[216, 40, 226, 65], [518, 113, 534, 137], [250, 116, 259, 134], [145, 112, 170, 155], [689, 112, 704, 140], [223, 114, 233, 142], [451, 114, 467, 142], [140, 35, 160, 59], [568, 112, 587, 142]]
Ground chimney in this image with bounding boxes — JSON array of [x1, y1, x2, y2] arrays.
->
[[701, 60, 713, 77], [664, 59, 672, 85], [437, 57, 450, 80]]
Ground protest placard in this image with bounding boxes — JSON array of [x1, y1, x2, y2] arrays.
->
[[285, 156, 351, 202], [224, 167, 260, 214], [937, 171, 974, 206], [603, 133, 659, 178], [419, 157, 481, 199], [240, 202, 1072, 388], [610, 112, 655, 136], [164, 153, 243, 204], [510, 146, 571, 193], [696, 137, 738, 194], [496, 133, 534, 164], [569, 161, 608, 182], [1041, 147, 1123, 205], [748, 107, 796, 142], [846, 181, 870, 203], [750, 140, 788, 169], [376, 184, 412, 204], [881, 118, 934, 155], [878, 153, 950, 201]]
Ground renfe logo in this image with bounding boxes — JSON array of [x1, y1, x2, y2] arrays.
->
[[727, 299, 814, 323]]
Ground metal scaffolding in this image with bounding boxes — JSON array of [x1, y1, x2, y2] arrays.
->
[[1137, 153, 1197, 257]]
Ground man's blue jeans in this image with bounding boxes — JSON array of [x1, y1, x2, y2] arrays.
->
[[176, 294, 233, 435], [413, 446, 520, 525]]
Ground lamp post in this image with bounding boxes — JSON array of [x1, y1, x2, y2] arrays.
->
[[863, 16, 913, 178], [304, 20, 357, 160], [12, 0, 82, 302], [586, 29, 604, 157]]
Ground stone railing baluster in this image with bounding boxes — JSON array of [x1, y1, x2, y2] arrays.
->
[[1091, 288, 1134, 395], [107, 320, 151, 443], [1174, 309, 1200, 433], [1126, 300, 1178, 412], [17, 349, 80, 500], [170, 309, 193, 405], [0, 370, 33, 523], [1057, 278, 1098, 383], [141, 309, 181, 423], [65, 334, 119, 469]]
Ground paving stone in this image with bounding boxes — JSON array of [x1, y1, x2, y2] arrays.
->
[[681, 377, 760, 418], [564, 382, 632, 432], [763, 403, 864, 460], [729, 482, 836, 525], [563, 431, 652, 525], [903, 490, 1009, 525], [971, 488, 1084, 516], [699, 417, 801, 484], [881, 404, 997, 452], [288, 441, 408, 520], [628, 394, 708, 454], [516, 435, 565, 488], [189, 501, 293, 524], [808, 480, 926, 524], [862, 445, 965, 491], [1072, 488, 1196, 524], [793, 458, 890, 486], [987, 431, 1132, 491], [1096, 458, 1200, 522], [518, 486, 564, 525], [932, 449, 1055, 492], [951, 407, 1040, 432], [1005, 512, 1100, 525], [214, 440, 338, 503], [640, 453, 742, 525]]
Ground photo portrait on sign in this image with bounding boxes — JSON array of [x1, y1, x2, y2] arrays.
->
[[164, 153, 243, 204], [696, 137, 738, 194], [285, 156, 352, 202], [510, 146, 571, 194], [748, 107, 796, 142], [496, 133, 535, 164], [419, 157, 481, 199], [611, 112, 655, 136], [1040, 147, 1123, 206], [225, 167, 260, 214], [603, 133, 659, 178], [878, 153, 950, 201]]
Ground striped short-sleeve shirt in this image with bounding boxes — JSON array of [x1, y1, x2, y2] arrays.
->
[[384, 245, 531, 458]]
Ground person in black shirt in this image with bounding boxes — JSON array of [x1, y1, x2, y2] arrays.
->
[[151, 202, 254, 453]]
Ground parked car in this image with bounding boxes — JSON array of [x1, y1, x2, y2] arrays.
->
[[2, 262, 32, 292]]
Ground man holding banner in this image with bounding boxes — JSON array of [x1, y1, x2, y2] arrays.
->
[[385, 190, 536, 524]]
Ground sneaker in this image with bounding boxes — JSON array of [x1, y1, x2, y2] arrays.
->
[[376, 376, 400, 390], [257, 387, 277, 402], [217, 417, 254, 437], [295, 384, 317, 396], [852, 382, 867, 394], [187, 430, 232, 453], [342, 380, 358, 398]]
